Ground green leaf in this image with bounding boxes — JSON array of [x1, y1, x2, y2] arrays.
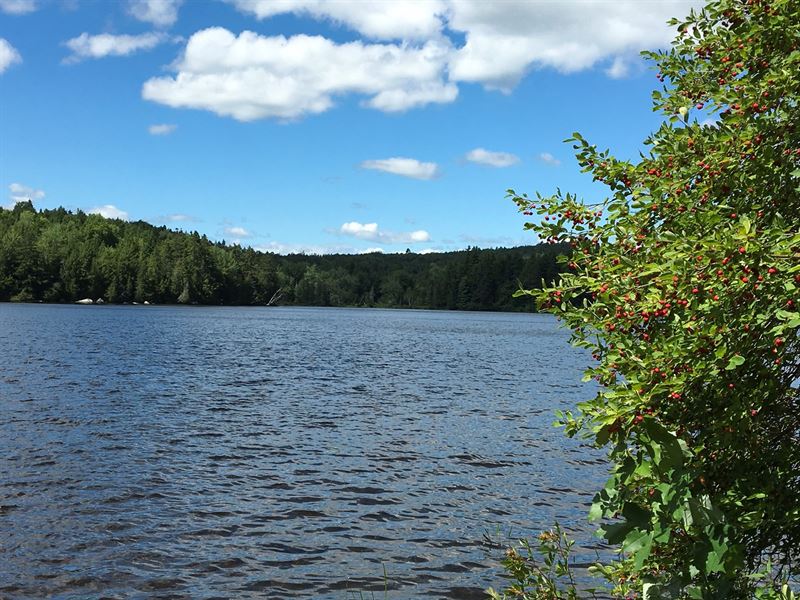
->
[[686, 585, 703, 599], [600, 521, 635, 545], [705, 539, 728, 574], [595, 426, 610, 446], [725, 354, 745, 370], [589, 498, 603, 522], [740, 215, 751, 234], [643, 420, 687, 471], [624, 530, 654, 569]]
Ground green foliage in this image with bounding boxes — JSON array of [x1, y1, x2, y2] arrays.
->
[[0, 205, 564, 310], [507, 0, 800, 596], [487, 524, 588, 600]]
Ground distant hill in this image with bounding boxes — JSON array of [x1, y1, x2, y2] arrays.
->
[[0, 202, 566, 311]]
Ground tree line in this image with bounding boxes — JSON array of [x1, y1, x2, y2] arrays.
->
[[0, 202, 565, 311]]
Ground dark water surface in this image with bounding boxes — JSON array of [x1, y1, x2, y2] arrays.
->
[[0, 304, 605, 599]]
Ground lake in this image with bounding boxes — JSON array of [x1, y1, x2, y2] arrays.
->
[[0, 304, 606, 599]]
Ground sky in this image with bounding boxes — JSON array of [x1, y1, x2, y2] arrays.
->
[[0, 0, 700, 254]]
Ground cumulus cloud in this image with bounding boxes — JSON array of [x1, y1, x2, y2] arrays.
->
[[446, 1, 698, 91], [340, 221, 430, 244], [537, 152, 561, 167], [142, 1, 696, 121], [360, 157, 439, 180], [142, 28, 456, 120], [128, 0, 183, 27], [0, 0, 36, 15], [224, 226, 251, 238], [64, 32, 168, 62], [148, 123, 177, 135], [6, 183, 44, 208], [232, 1, 697, 88], [465, 147, 519, 168], [226, 0, 446, 40], [0, 38, 21, 74], [88, 204, 129, 220]]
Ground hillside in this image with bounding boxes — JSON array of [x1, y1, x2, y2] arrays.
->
[[0, 202, 565, 310]]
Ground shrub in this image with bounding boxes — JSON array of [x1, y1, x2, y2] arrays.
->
[[504, 0, 800, 596]]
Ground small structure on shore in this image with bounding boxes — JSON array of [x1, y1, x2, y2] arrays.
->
[[96, 298, 105, 304]]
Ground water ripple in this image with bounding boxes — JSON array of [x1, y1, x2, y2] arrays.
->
[[0, 305, 605, 599]]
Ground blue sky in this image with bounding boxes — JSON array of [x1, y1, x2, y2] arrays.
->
[[0, 0, 698, 254]]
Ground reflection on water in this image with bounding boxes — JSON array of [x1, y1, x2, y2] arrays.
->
[[0, 304, 605, 599]]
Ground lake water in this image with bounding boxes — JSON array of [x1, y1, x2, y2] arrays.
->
[[0, 304, 606, 599]]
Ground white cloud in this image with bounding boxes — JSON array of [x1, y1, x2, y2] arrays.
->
[[8, 182, 44, 205], [606, 55, 632, 79], [367, 81, 457, 112], [0, 0, 36, 15], [143, 1, 697, 121], [446, 1, 698, 91], [4, 182, 42, 209], [537, 152, 561, 167], [226, 0, 446, 40], [341, 221, 378, 237], [150, 213, 198, 225], [255, 240, 445, 255], [148, 123, 177, 135], [360, 157, 439, 180], [64, 32, 168, 62], [142, 28, 456, 121], [88, 204, 129, 220], [459, 233, 515, 245], [128, 0, 183, 27], [465, 147, 519, 168], [229, 1, 697, 89], [224, 226, 251, 238], [165, 213, 195, 222], [340, 221, 430, 244], [0, 38, 21, 74], [254, 241, 357, 255]]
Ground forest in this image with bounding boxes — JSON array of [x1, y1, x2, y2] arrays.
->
[[0, 202, 565, 311]]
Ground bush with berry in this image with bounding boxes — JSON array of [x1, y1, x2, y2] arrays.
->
[[497, 0, 800, 597]]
